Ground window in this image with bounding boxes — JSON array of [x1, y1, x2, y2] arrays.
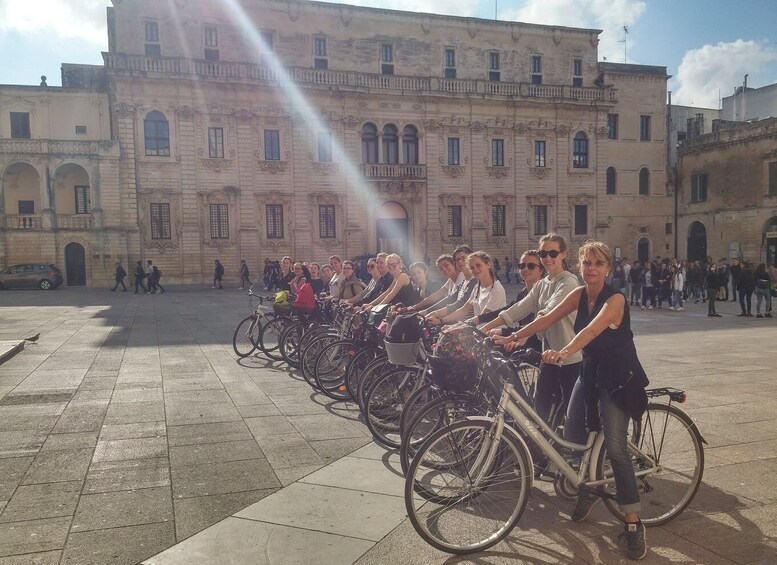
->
[[491, 139, 504, 167], [266, 204, 284, 239], [770, 162, 777, 196], [607, 114, 618, 140], [491, 205, 506, 237], [534, 140, 546, 167], [573, 132, 588, 168], [143, 111, 170, 156], [606, 167, 617, 194], [318, 131, 332, 163], [74, 186, 91, 214], [75, 125, 87, 135], [444, 48, 456, 79], [209, 203, 229, 239], [204, 26, 219, 60], [208, 127, 224, 159], [665, 222, 673, 235], [144, 21, 160, 56], [403, 125, 419, 165], [382, 124, 398, 164], [640, 115, 651, 141], [488, 51, 500, 82], [691, 173, 708, 202], [533, 205, 548, 236], [10, 112, 30, 139], [264, 130, 280, 160], [572, 58, 583, 87], [361, 123, 378, 164], [447, 138, 460, 166], [18, 200, 35, 215], [314, 36, 328, 69], [447, 206, 463, 238], [531, 55, 542, 84], [150, 203, 171, 239], [260, 30, 274, 64], [381, 44, 394, 75], [639, 167, 650, 195], [574, 205, 588, 235], [319, 205, 336, 239]]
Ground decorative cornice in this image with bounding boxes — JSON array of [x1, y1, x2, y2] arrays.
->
[[145, 240, 178, 253], [528, 167, 552, 178], [205, 239, 237, 250], [441, 165, 466, 178], [258, 160, 289, 173], [312, 162, 338, 175], [200, 158, 234, 170], [486, 166, 510, 178]]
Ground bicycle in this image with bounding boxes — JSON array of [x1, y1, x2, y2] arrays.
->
[[404, 337, 706, 554], [231, 290, 275, 358]]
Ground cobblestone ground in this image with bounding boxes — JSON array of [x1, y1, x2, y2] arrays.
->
[[0, 284, 775, 564]]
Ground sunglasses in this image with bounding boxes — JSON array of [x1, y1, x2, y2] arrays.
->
[[517, 263, 541, 270], [367, 264, 376, 269], [538, 250, 562, 259], [387, 262, 400, 268]]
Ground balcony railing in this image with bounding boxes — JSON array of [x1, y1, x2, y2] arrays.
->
[[103, 53, 618, 103], [362, 164, 427, 179], [56, 214, 94, 230], [0, 139, 115, 157], [3, 215, 41, 230]]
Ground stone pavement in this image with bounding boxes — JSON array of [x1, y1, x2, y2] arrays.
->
[[0, 285, 775, 564]]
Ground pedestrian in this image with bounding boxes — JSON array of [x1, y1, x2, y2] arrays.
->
[[705, 263, 721, 317], [730, 257, 741, 302], [628, 260, 642, 306], [504, 257, 512, 283], [640, 260, 656, 309], [737, 261, 755, 316], [239, 260, 252, 289], [111, 263, 127, 292], [151, 265, 166, 294], [145, 260, 157, 294], [133, 260, 148, 294], [717, 258, 730, 301], [670, 264, 684, 310], [213, 259, 225, 289], [754, 263, 771, 318]]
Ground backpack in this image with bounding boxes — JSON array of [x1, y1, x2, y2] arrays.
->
[[274, 290, 290, 306], [386, 313, 424, 344], [293, 281, 316, 311], [117, 266, 126, 278]]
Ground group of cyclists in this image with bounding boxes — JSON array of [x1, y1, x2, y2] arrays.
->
[[264, 233, 651, 560]]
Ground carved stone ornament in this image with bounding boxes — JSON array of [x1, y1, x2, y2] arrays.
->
[[467, 19, 477, 39], [423, 119, 442, 131], [555, 124, 572, 135], [421, 15, 431, 35], [514, 122, 528, 134], [232, 108, 256, 122], [529, 167, 552, 179], [590, 32, 599, 48], [339, 5, 353, 27], [342, 115, 360, 127], [486, 166, 510, 178], [258, 161, 289, 173], [146, 240, 178, 253], [470, 121, 485, 132], [312, 162, 338, 175], [115, 101, 136, 117], [205, 239, 237, 250], [288, 0, 300, 21], [511, 23, 521, 42], [441, 165, 466, 178], [200, 158, 234, 170], [175, 105, 197, 119], [594, 126, 609, 138], [553, 29, 562, 46]]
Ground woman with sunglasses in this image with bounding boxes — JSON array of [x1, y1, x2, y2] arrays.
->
[[363, 253, 419, 310], [482, 233, 583, 437], [344, 259, 379, 305]]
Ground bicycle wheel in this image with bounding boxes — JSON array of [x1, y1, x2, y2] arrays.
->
[[279, 322, 305, 368], [345, 345, 382, 401], [365, 367, 423, 448], [400, 393, 483, 476], [405, 420, 532, 554], [595, 402, 704, 526], [399, 383, 437, 441], [259, 316, 292, 361], [232, 315, 260, 358], [357, 355, 392, 411], [313, 340, 357, 400], [301, 333, 339, 389]]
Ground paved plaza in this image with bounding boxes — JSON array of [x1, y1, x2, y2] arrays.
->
[[0, 284, 775, 564]]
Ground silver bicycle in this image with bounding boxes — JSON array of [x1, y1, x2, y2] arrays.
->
[[404, 354, 706, 555]]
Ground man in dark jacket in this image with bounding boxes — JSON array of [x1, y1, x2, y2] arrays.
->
[[729, 257, 742, 302], [133, 260, 147, 294], [213, 260, 225, 289], [111, 263, 127, 292], [737, 261, 756, 316]]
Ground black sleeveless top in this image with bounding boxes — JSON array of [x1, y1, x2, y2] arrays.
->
[[392, 278, 420, 306]]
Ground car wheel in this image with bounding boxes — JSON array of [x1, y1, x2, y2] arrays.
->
[[39, 279, 53, 290]]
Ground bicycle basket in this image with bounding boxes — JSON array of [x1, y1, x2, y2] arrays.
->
[[273, 303, 292, 315], [427, 355, 478, 393], [384, 340, 421, 366]]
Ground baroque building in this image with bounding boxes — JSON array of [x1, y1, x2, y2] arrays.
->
[[0, 0, 673, 284]]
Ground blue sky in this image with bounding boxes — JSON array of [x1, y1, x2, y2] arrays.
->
[[1, 0, 776, 108]]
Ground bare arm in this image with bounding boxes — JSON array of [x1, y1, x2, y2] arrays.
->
[[410, 285, 447, 311], [494, 287, 582, 349], [368, 273, 410, 307]]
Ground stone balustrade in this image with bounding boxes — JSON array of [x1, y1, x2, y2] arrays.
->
[[362, 163, 427, 179]]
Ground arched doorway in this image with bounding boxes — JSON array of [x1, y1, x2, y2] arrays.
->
[[65, 243, 86, 286], [765, 216, 777, 266], [2, 162, 42, 226], [637, 237, 650, 262], [687, 222, 707, 261], [376, 201, 408, 259]]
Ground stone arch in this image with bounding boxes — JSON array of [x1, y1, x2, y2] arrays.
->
[[687, 221, 707, 261], [376, 201, 409, 260], [2, 161, 43, 219]]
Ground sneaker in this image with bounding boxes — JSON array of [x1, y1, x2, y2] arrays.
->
[[647, 305, 653, 310], [618, 521, 647, 560], [766, 313, 773, 318], [714, 314, 722, 317], [676, 307, 684, 311], [695, 299, 700, 303], [640, 306, 646, 310], [757, 314, 764, 318], [570, 486, 601, 522]]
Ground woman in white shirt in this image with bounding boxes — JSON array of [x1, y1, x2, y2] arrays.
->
[[431, 251, 506, 324]]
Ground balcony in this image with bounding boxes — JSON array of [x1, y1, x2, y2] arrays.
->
[[2, 215, 42, 230], [56, 215, 94, 230], [1, 213, 96, 231], [103, 53, 618, 104], [0, 139, 117, 158], [362, 164, 427, 179]]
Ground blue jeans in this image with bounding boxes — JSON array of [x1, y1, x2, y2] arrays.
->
[[672, 290, 683, 308], [563, 376, 587, 445], [599, 387, 641, 513]]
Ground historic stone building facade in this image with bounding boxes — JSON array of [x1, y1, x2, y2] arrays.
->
[[1, 0, 673, 284], [677, 117, 777, 265]]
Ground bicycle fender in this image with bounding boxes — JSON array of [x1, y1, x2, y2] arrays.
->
[[464, 416, 535, 490]]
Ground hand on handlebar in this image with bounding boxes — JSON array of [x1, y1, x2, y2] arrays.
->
[[542, 349, 565, 365]]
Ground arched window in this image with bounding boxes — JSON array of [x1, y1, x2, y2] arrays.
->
[[606, 166, 617, 194], [361, 123, 378, 164], [573, 131, 588, 168], [382, 124, 398, 164], [403, 125, 419, 165], [144, 111, 170, 156], [639, 167, 650, 195]]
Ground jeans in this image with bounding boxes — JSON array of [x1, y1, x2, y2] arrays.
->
[[672, 290, 683, 308], [630, 283, 642, 304], [641, 287, 655, 307], [739, 289, 753, 313], [111, 278, 127, 291], [563, 376, 588, 445], [599, 387, 641, 513], [755, 288, 770, 315], [134, 276, 147, 293], [707, 288, 718, 315], [535, 361, 581, 428]]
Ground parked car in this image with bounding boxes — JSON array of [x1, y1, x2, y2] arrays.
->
[[0, 264, 63, 290]]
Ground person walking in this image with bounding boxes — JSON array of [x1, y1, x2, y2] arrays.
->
[[239, 260, 252, 289], [111, 263, 127, 292], [145, 260, 156, 294], [133, 260, 148, 294], [737, 261, 755, 316], [705, 263, 721, 317], [151, 265, 166, 294], [628, 260, 642, 306], [717, 258, 730, 301], [754, 263, 772, 318], [670, 264, 684, 310], [730, 257, 741, 302], [213, 259, 225, 289]]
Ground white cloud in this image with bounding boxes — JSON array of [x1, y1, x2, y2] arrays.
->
[[673, 40, 777, 107], [0, 0, 108, 46], [501, 0, 646, 63]]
